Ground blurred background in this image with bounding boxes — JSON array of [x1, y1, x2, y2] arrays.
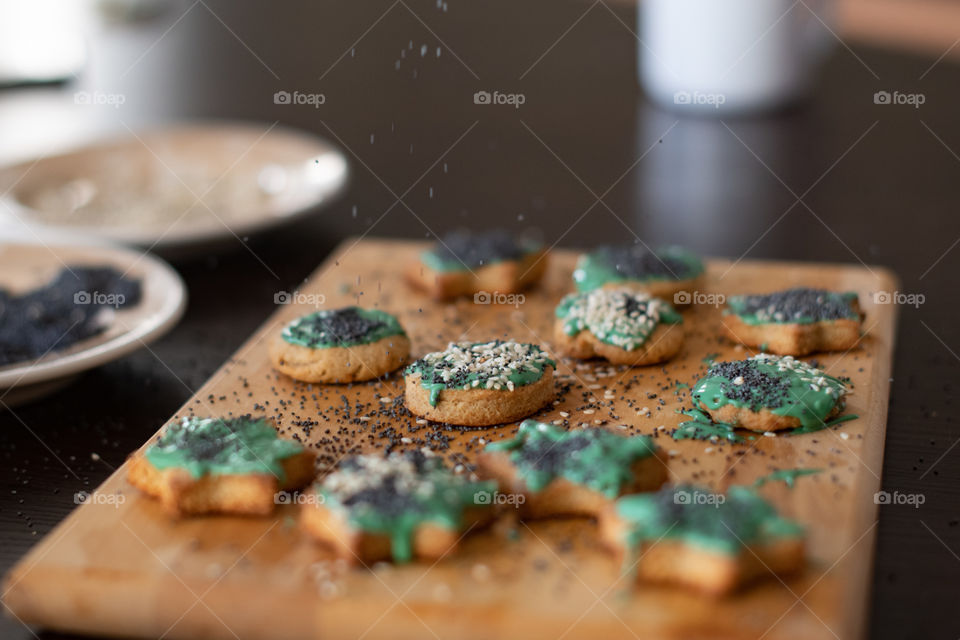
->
[[0, 0, 959, 638]]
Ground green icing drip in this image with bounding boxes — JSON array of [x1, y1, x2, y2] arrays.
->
[[692, 354, 849, 430], [555, 289, 682, 351], [281, 307, 405, 349], [615, 485, 803, 555], [672, 408, 746, 443], [572, 246, 704, 292], [752, 468, 822, 489], [486, 420, 659, 498], [726, 290, 860, 325], [144, 416, 304, 481], [319, 453, 495, 563], [405, 340, 555, 407], [788, 413, 859, 435]]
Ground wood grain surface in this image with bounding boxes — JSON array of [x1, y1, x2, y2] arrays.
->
[[2, 238, 899, 640]]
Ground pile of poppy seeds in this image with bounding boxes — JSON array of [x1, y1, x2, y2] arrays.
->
[[511, 431, 593, 473], [283, 308, 387, 346], [594, 245, 688, 279], [0, 266, 141, 366], [321, 450, 447, 513], [729, 287, 859, 323], [428, 229, 531, 267], [694, 354, 847, 412]]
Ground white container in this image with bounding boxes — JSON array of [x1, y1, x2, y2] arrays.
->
[[639, 0, 831, 114]]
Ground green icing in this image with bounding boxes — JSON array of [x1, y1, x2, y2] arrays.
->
[[486, 420, 660, 498], [572, 245, 704, 292], [788, 413, 859, 435], [555, 289, 682, 351], [319, 452, 495, 563], [281, 307, 405, 349], [615, 485, 804, 555], [405, 340, 555, 407], [420, 249, 474, 272], [672, 408, 747, 443], [144, 416, 304, 481], [726, 289, 860, 326], [752, 468, 822, 489], [692, 354, 849, 430]]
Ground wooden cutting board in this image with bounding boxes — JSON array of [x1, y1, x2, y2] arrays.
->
[[2, 238, 898, 640]]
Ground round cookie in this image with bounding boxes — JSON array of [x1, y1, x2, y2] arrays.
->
[[270, 306, 410, 383], [406, 229, 548, 300], [572, 244, 704, 301], [691, 354, 850, 432], [301, 449, 495, 564], [127, 415, 316, 517], [554, 288, 684, 365], [478, 420, 668, 518], [598, 485, 805, 595], [404, 340, 555, 427], [723, 287, 863, 356]]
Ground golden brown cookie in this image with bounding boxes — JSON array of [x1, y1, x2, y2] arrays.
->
[[128, 416, 315, 517], [403, 340, 555, 427], [598, 486, 805, 595], [691, 354, 850, 432], [269, 306, 409, 383], [722, 288, 863, 356], [553, 289, 685, 365], [477, 420, 668, 518], [301, 450, 495, 564], [405, 229, 547, 300]]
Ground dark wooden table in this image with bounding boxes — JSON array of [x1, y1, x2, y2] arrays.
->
[[1, 2, 958, 638]]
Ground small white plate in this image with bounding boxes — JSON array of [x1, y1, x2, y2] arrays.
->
[[0, 121, 348, 251], [0, 240, 186, 405]]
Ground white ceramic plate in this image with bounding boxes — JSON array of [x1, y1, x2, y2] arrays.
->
[[0, 240, 187, 405], [0, 121, 348, 251]]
